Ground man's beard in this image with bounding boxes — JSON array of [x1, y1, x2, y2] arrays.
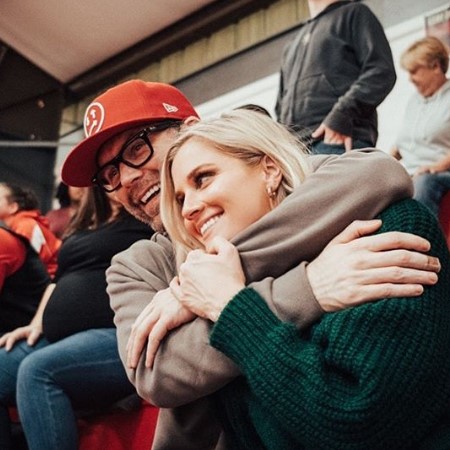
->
[[124, 202, 165, 233]]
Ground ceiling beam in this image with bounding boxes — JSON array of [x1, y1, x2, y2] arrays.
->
[[66, 0, 278, 102]]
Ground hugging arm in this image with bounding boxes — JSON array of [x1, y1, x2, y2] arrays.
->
[[234, 149, 412, 281], [211, 200, 450, 448], [108, 150, 413, 406], [108, 234, 241, 406]]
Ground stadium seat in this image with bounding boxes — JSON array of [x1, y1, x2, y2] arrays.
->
[[78, 400, 159, 450], [10, 399, 159, 450]]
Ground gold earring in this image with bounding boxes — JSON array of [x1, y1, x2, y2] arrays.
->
[[267, 186, 276, 198]]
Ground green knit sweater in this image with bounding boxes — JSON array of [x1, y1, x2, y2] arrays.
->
[[210, 199, 450, 449]]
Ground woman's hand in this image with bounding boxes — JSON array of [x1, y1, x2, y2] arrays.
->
[[127, 238, 246, 369], [307, 220, 440, 312], [0, 324, 42, 351], [126, 287, 196, 369], [173, 237, 246, 322]]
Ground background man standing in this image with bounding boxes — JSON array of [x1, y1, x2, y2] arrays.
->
[[276, 0, 396, 154]]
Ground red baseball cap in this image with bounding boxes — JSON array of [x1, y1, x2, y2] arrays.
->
[[61, 80, 199, 187]]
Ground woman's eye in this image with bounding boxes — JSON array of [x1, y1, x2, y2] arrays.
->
[[195, 172, 213, 188]]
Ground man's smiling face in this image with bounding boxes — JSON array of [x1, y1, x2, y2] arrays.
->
[[97, 124, 180, 231]]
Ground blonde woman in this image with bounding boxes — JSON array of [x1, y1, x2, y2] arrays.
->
[[160, 109, 450, 449]]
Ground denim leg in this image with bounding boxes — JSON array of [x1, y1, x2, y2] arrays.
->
[[413, 172, 450, 217], [0, 338, 49, 450], [16, 328, 135, 450], [310, 139, 372, 155]]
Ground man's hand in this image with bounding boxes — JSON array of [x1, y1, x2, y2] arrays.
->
[[415, 155, 450, 175], [0, 325, 42, 351], [312, 123, 353, 152], [126, 287, 196, 369], [307, 220, 440, 312], [415, 164, 445, 175]]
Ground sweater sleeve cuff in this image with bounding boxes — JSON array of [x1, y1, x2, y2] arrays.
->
[[324, 108, 353, 136], [210, 288, 286, 365]]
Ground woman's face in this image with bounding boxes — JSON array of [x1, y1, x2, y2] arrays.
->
[[408, 64, 443, 97], [171, 137, 273, 246]]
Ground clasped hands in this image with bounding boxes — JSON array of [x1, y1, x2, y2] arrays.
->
[[126, 219, 440, 369]]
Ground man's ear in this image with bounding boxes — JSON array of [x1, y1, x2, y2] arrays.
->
[[261, 155, 282, 190], [184, 116, 200, 126]]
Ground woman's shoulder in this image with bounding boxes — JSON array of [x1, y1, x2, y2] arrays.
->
[[378, 199, 448, 258], [379, 199, 437, 229]]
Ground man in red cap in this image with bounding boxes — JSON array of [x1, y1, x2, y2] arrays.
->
[[62, 80, 439, 449], [63, 80, 199, 229]]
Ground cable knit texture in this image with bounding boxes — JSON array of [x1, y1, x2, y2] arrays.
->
[[210, 199, 450, 449]]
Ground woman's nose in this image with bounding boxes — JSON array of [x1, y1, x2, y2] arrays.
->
[[181, 192, 203, 220]]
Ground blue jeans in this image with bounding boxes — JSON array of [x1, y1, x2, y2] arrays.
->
[[0, 328, 135, 450], [311, 139, 373, 155], [413, 172, 450, 217]]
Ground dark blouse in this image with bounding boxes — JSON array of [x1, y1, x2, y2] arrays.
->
[[42, 213, 151, 342]]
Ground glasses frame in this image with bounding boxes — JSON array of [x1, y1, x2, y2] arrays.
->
[[92, 120, 181, 192]]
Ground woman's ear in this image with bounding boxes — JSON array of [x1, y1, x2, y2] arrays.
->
[[261, 155, 282, 191]]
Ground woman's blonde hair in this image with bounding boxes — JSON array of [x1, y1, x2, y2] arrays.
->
[[400, 36, 449, 73], [161, 108, 311, 261]]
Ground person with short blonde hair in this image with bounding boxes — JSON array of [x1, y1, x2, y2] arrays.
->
[[391, 35, 450, 216], [400, 36, 449, 74]]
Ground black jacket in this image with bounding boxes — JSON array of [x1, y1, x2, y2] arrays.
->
[[275, 1, 396, 146]]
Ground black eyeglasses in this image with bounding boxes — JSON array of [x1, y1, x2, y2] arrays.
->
[[92, 120, 181, 192]]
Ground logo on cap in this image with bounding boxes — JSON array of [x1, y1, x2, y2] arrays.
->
[[163, 103, 179, 113], [84, 102, 105, 137]]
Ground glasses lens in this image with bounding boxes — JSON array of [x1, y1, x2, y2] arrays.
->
[[94, 123, 176, 192], [97, 164, 120, 192], [122, 137, 152, 167]]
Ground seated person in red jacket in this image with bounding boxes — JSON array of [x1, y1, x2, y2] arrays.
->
[[0, 182, 61, 278], [0, 226, 50, 333]]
